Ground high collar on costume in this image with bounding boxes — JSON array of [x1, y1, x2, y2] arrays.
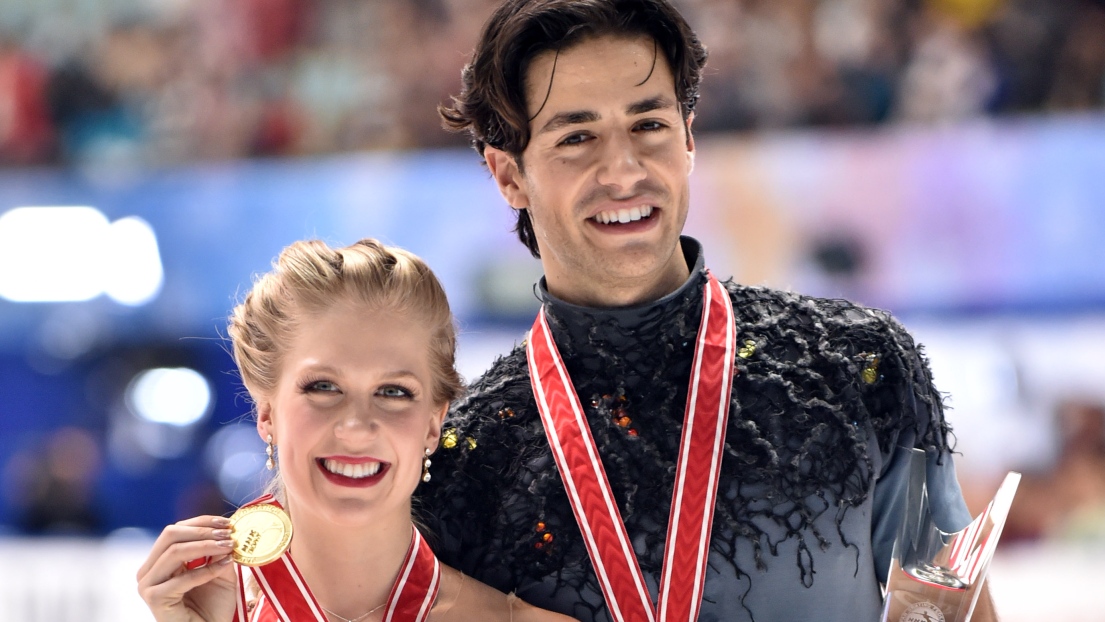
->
[[537, 237, 708, 350]]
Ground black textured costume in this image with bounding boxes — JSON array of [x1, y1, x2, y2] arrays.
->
[[418, 238, 969, 621]]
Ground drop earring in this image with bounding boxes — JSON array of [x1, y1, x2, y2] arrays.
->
[[266, 435, 276, 471], [421, 448, 432, 483]]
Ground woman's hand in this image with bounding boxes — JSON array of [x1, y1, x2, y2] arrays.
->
[[136, 515, 240, 622]]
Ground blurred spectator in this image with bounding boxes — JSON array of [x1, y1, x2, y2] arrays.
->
[[3, 427, 105, 535], [894, 9, 999, 123], [174, 479, 233, 522], [1046, 1, 1105, 110], [0, 31, 56, 164], [0, 0, 1102, 167], [1005, 399, 1105, 543], [46, 57, 137, 166]]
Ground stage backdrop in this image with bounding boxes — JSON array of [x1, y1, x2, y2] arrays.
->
[[0, 114, 1103, 536]]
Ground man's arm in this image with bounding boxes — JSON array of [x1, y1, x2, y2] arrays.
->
[[865, 310, 1005, 621], [972, 582, 1000, 622]]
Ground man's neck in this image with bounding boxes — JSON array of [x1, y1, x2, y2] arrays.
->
[[545, 247, 691, 308]]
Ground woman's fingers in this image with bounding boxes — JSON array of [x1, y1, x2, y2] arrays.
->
[[136, 516, 232, 582], [139, 553, 236, 614], [137, 515, 244, 621], [142, 536, 236, 589]]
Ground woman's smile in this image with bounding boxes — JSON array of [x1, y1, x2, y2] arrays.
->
[[317, 457, 391, 488]]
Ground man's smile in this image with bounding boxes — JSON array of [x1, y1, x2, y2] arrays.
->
[[592, 205, 654, 224]]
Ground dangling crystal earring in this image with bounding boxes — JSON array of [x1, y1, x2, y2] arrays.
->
[[266, 435, 276, 471], [421, 448, 432, 483]]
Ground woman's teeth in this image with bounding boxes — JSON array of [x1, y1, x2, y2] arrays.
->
[[593, 205, 653, 224], [323, 459, 382, 479]]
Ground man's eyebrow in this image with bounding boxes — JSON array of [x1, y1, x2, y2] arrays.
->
[[538, 110, 599, 134], [536, 97, 678, 135], [626, 96, 677, 116]]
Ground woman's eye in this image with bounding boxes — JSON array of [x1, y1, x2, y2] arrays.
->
[[378, 385, 412, 398], [307, 380, 338, 392]]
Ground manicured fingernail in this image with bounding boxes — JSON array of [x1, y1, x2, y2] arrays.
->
[[213, 517, 231, 527], [219, 556, 233, 565], [213, 529, 231, 539], [217, 539, 235, 548]]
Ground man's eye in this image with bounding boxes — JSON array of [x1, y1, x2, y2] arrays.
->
[[378, 385, 412, 398], [559, 133, 590, 146], [636, 120, 665, 132]]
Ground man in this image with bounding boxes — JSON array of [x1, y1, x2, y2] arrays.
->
[[420, 1, 996, 620]]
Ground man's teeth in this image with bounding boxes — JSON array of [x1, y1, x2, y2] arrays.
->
[[594, 205, 653, 225], [323, 459, 382, 478]]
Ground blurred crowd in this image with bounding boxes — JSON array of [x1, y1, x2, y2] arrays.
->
[[1, 0, 1104, 167], [690, 0, 1105, 131]]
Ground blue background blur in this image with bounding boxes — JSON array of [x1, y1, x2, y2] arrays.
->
[[2, 115, 1103, 536]]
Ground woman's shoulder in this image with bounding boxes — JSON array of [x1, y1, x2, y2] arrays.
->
[[507, 593, 577, 622], [431, 565, 575, 622]]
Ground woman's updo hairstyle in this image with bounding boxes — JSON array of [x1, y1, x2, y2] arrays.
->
[[228, 238, 463, 408]]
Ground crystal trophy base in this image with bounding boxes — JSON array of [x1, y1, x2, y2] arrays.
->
[[883, 559, 971, 621], [881, 449, 1020, 622]]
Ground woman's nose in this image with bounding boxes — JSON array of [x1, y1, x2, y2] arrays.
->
[[334, 402, 380, 437]]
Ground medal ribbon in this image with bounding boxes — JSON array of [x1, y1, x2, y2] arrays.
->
[[526, 272, 736, 622], [235, 495, 441, 622]]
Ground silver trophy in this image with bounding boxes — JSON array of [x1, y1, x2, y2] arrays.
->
[[881, 449, 1020, 622]]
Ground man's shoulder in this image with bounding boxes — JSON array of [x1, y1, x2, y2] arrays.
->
[[722, 280, 930, 388], [445, 341, 539, 438], [466, 342, 531, 396], [723, 280, 903, 338]]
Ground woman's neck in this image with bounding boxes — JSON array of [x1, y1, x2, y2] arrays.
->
[[286, 500, 416, 620]]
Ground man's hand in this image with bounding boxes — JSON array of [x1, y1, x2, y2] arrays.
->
[[970, 581, 1000, 622]]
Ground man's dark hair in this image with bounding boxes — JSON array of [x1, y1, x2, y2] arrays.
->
[[440, 0, 708, 258]]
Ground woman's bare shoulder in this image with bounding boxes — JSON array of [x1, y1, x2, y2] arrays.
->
[[507, 593, 578, 622], [431, 565, 576, 622]]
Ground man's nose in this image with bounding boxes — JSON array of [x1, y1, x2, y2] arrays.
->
[[595, 132, 647, 191]]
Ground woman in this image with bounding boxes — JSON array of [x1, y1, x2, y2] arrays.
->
[[136, 239, 573, 622]]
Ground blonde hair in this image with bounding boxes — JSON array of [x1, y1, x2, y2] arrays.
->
[[229, 238, 463, 408]]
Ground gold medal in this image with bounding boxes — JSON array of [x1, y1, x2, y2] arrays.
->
[[228, 503, 293, 567]]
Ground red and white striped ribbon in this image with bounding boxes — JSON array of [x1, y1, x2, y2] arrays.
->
[[527, 272, 736, 622], [234, 496, 440, 622]]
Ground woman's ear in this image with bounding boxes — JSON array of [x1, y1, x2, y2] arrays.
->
[[485, 146, 530, 209], [424, 402, 449, 452], [256, 400, 274, 443]]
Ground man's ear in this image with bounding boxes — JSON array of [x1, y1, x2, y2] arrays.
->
[[685, 113, 696, 174], [256, 400, 274, 443], [485, 146, 530, 209]]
